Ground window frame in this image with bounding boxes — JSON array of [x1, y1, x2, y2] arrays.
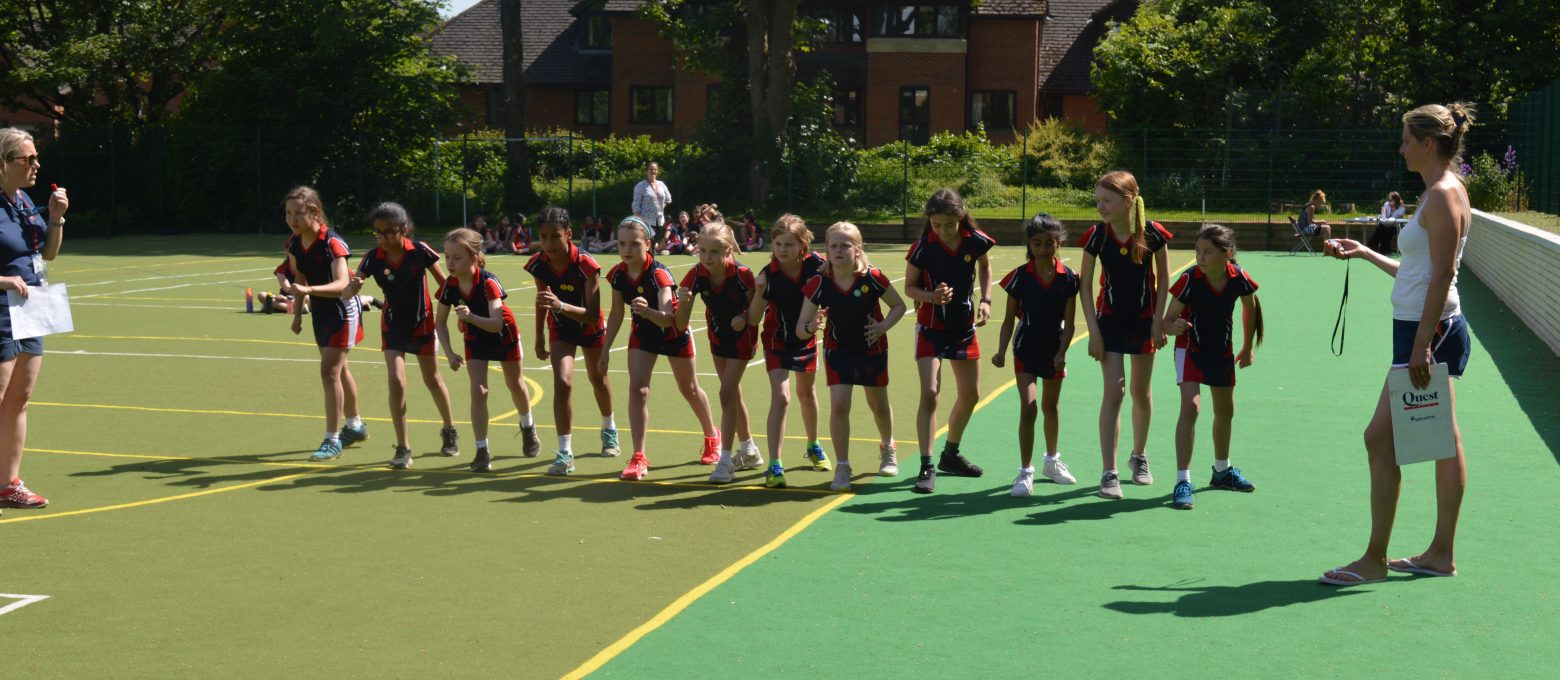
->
[[968, 90, 1017, 132], [629, 86, 674, 125], [575, 89, 610, 127], [899, 85, 931, 145]]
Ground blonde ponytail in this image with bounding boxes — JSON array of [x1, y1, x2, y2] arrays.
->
[[1130, 194, 1149, 265]]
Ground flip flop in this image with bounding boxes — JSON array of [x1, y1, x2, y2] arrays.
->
[[1386, 558, 1457, 577], [1318, 567, 1388, 587]]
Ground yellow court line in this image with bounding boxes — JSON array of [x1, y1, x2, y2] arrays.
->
[[562, 254, 1195, 677], [561, 493, 854, 680], [0, 468, 328, 524]]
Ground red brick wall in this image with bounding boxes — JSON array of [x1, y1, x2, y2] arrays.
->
[[863, 49, 966, 147], [612, 17, 677, 139], [528, 88, 577, 132], [1063, 95, 1107, 132], [967, 18, 1041, 142]]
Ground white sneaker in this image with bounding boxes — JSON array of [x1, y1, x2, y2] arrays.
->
[[708, 457, 736, 484], [830, 462, 853, 492], [735, 440, 764, 470], [878, 444, 899, 477], [1042, 457, 1077, 485], [1011, 469, 1034, 497]]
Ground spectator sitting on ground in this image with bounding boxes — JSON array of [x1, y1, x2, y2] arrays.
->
[[494, 214, 515, 253], [664, 224, 689, 255], [742, 211, 764, 251], [513, 213, 532, 254], [580, 215, 600, 251], [1298, 190, 1333, 242]]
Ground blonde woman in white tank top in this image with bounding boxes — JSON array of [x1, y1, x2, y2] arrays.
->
[[1318, 102, 1475, 587]]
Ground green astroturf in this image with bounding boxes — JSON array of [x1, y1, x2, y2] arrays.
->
[[3, 236, 1555, 678]]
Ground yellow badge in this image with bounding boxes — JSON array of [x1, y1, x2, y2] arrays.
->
[[1118, 247, 1129, 256], [636, 286, 644, 294], [963, 254, 972, 262], [859, 284, 869, 294], [560, 284, 575, 292]]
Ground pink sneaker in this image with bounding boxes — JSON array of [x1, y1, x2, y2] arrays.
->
[[698, 432, 720, 465], [0, 479, 48, 508], [620, 452, 649, 481]]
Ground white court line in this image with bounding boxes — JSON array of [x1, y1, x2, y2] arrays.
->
[[77, 276, 273, 299], [69, 267, 273, 288], [0, 594, 49, 617], [73, 302, 234, 311]]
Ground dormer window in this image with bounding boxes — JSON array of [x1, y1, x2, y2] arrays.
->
[[581, 15, 612, 50]]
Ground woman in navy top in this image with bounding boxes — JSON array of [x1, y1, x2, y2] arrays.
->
[[0, 127, 68, 512]]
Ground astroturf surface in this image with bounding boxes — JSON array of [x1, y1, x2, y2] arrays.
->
[[2, 235, 1555, 678]]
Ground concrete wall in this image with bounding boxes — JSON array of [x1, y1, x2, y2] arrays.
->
[[1464, 210, 1560, 357]]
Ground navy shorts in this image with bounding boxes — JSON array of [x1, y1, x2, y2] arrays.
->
[[1014, 349, 1065, 380], [914, 326, 979, 361], [549, 325, 606, 353], [382, 321, 436, 356], [0, 310, 43, 361], [1392, 315, 1470, 377], [1097, 314, 1156, 355], [824, 348, 888, 387], [312, 297, 364, 349], [764, 342, 817, 373], [1174, 347, 1236, 387]]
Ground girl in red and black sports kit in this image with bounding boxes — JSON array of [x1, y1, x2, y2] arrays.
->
[[1080, 170, 1173, 500], [797, 222, 907, 493], [282, 186, 369, 463], [345, 202, 459, 469], [1162, 225, 1263, 510], [743, 215, 832, 488], [903, 189, 995, 494], [993, 213, 1081, 497], [435, 228, 542, 474], [525, 206, 618, 476], [600, 216, 718, 481], [676, 221, 763, 484]]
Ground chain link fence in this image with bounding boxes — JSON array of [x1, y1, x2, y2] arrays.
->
[[1510, 79, 1560, 215]]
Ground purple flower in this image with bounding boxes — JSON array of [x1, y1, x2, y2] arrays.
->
[[1459, 162, 1473, 177], [1502, 145, 1519, 174]]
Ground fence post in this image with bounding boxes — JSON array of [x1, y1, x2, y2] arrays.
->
[[158, 125, 167, 233], [1020, 127, 1028, 218], [1141, 127, 1148, 176], [460, 128, 469, 228], [433, 141, 441, 228], [901, 137, 910, 223], [1265, 126, 1276, 250], [590, 137, 598, 219], [567, 133, 576, 215], [256, 126, 264, 233]]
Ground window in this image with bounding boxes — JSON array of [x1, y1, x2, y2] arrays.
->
[[969, 91, 1016, 131], [833, 88, 862, 128], [575, 90, 609, 126], [581, 15, 612, 50], [874, 5, 961, 38], [485, 85, 504, 126], [630, 86, 673, 124], [801, 7, 865, 44], [1043, 94, 1065, 121], [900, 86, 930, 145]]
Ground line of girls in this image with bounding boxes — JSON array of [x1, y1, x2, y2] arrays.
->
[[276, 173, 1263, 507]]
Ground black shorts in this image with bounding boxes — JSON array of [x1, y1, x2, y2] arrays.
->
[[709, 328, 758, 361], [1175, 347, 1235, 387], [464, 321, 523, 362], [1014, 347, 1065, 380], [550, 325, 606, 353], [824, 348, 888, 387], [312, 297, 364, 349], [764, 342, 817, 373], [1097, 314, 1156, 355], [1392, 315, 1470, 377], [914, 326, 979, 361], [382, 317, 436, 356]]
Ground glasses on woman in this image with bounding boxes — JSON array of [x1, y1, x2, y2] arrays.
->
[[6, 154, 40, 166], [373, 229, 401, 238]]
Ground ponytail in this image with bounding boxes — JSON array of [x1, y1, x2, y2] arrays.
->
[[1250, 295, 1265, 348], [1129, 194, 1149, 265]]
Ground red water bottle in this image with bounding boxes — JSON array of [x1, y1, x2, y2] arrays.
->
[[245, 287, 254, 312]]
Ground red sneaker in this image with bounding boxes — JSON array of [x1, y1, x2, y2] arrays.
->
[[698, 433, 721, 465], [0, 479, 48, 508], [620, 452, 649, 481]]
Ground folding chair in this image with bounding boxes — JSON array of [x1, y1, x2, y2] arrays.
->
[[1289, 215, 1316, 255]]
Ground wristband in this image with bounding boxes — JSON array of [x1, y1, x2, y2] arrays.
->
[[979, 297, 991, 304]]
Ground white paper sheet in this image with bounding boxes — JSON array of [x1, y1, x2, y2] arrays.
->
[[1387, 363, 1456, 465], [5, 283, 74, 340]]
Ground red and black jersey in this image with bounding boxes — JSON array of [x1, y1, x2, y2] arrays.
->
[[273, 258, 295, 285], [357, 238, 440, 329], [1169, 263, 1258, 356], [607, 254, 687, 348], [999, 258, 1080, 359], [286, 224, 351, 303], [1080, 221, 1173, 319], [905, 226, 996, 331], [681, 259, 758, 347], [525, 244, 605, 337], [760, 252, 826, 351], [437, 270, 518, 346], [803, 267, 893, 355]]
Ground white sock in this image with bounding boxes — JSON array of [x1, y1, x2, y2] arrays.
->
[[741, 438, 756, 451], [326, 432, 340, 443], [1021, 466, 1034, 474], [346, 415, 363, 428], [476, 439, 489, 449], [1105, 468, 1118, 477], [519, 412, 534, 428], [559, 434, 572, 453], [720, 449, 732, 462], [603, 414, 616, 430], [1214, 459, 1231, 472], [1177, 469, 1191, 483], [1044, 454, 1059, 463]]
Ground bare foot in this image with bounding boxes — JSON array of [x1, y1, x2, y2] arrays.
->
[[1387, 552, 1457, 576], [1321, 555, 1388, 584]]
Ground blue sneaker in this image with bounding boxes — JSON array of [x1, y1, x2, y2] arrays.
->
[[1209, 465, 1256, 492], [600, 427, 620, 457], [339, 421, 369, 447], [765, 463, 787, 488], [1172, 479, 1195, 509], [311, 438, 343, 461], [804, 443, 831, 471]]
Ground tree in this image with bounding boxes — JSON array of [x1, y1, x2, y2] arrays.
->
[[498, 0, 539, 212], [0, 0, 230, 128]]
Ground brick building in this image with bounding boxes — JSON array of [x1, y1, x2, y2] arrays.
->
[[429, 0, 1137, 145]]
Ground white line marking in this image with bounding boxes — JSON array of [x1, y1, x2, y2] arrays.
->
[[77, 276, 274, 299], [0, 594, 49, 617], [69, 267, 273, 288]]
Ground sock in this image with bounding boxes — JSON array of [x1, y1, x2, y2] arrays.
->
[[882, 439, 895, 449], [943, 441, 961, 456], [920, 455, 933, 468], [345, 415, 363, 429], [771, 457, 783, 468], [476, 439, 489, 449], [1021, 466, 1035, 474], [740, 438, 756, 452], [1044, 453, 1059, 463], [705, 430, 720, 441], [1105, 468, 1118, 477], [720, 449, 732, 463], [808, 439, 821, 449], [519, 412, 534, 428], [603, 414, 616, 430], [559, 434, 572, 453], [326, 432, 340, 443], [1177, 469, 1192, 483], [1214, 459, 1231, 472]]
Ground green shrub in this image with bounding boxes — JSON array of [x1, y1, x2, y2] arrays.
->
[[1015, 118, 1121, 189]]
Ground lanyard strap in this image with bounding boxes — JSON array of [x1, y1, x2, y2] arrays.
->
[[1331, 259, 1350, 356]]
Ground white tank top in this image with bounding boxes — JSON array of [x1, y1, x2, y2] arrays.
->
[[1391, 202, 1467, 321]]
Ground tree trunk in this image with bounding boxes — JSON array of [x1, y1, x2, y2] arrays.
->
[[499, 0, 539, 212], [742, 0, 800, 206]]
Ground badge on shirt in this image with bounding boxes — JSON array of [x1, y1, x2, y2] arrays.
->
[[963, 254, 972, 263], [1119, 247, 1129, 255]]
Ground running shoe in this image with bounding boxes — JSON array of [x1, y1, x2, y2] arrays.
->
[[1209, 465, 1256, 492], [0, 479, 48, 508], [765, 463, 787, 488], [1098, 471, 1124, 499], [439, 426, 460, 457], [709, 456, 736, 484], [804, 442, 832, 472], [600, 427, 620, 457], [937, 452, 984, 477], [339, 421, 369, 447], [470, 447, 493, 473], [520, 424, 541, 457], [878, 443, 899, 477], [389, 445, 413, 470], [310, 438, 343, 462], [1172, 480, 1195, 509], [1011, 469, 1034, 497], [829, 462, 853, 492], [621, 452, 650, 480], [699, 434, 721, 465], [546, 451, 575, 476], [1128, 454, 1153, 485], [913, 465, 937, 494], [1041, 457, 1077, 485], [735, 440, 764, 470]]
